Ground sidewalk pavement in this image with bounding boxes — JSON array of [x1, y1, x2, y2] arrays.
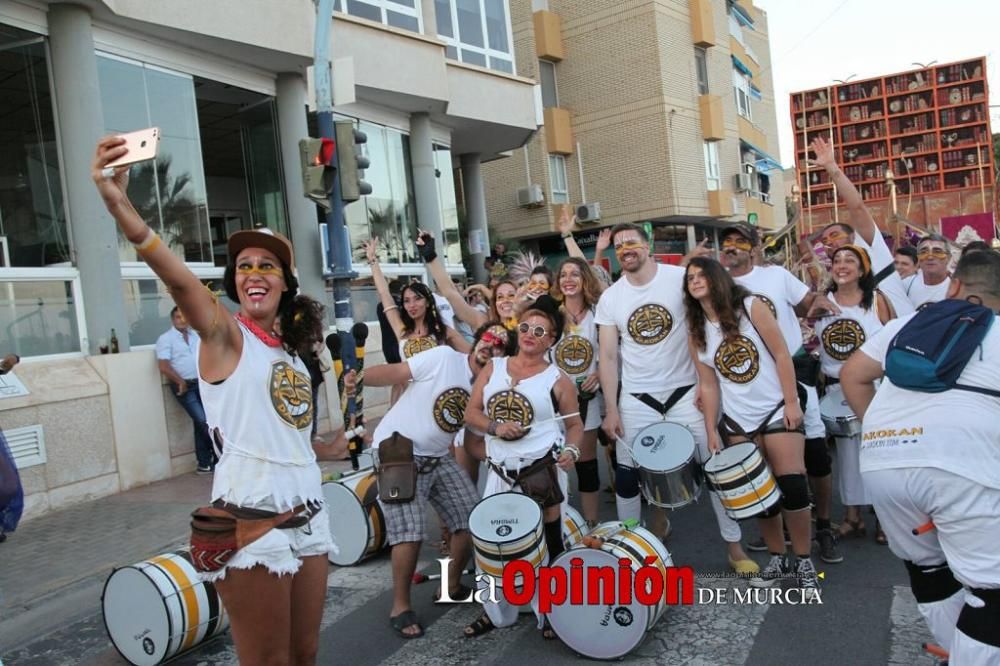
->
[[0, 456, 358, 652]]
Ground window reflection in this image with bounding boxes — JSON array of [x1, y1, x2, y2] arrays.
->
[[123, 278, 235, 346], [0, 34, 70, 267], [0, 280, 80, 356], [433, 145, 462, 265]]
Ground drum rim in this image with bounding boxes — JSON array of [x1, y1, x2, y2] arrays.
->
[[631, 421, 697, 468], [102, 562, 177, 664], [704, 441, 760, 472], [323, 480, 374, 566], [469, 491, 542, 543]]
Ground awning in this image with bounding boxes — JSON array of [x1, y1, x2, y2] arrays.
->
[[730, 2, 755, 28], [741, 138, 782, 172], [749, 84, 762, 101], [732, 55, 753, 78]]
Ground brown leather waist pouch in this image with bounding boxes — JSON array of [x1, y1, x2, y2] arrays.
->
[[376, 432, 417, 503], [189, 500, 312, 573]]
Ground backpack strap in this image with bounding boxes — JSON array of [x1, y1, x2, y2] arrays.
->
[[874, 263, 896, 286]]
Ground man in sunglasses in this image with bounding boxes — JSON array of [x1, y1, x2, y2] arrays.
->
[[810, 136, 914, 317], [342, 322, 512, 639], [595, 223, 755, 572], [903, 234, 953, 308], [719, 223, 844, 564]]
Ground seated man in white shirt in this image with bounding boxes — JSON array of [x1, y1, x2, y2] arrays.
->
[[841, 251, 1000, 664], [156, 306, 214, 473], [903, 234, 952, 308]]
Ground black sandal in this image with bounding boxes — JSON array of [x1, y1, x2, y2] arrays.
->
[[390, 610, 424, 639], [464, 612, 495, 638], [434, 583, 473, 604]]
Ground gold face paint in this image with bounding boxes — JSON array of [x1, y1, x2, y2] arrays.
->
[[721, 238, 753, 252], [917, 247, 949, 260], [236, 258, 284, 278], [614, 240, 645, 254]]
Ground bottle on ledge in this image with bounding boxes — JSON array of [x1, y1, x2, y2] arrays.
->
[[110, 328, 120, 354]]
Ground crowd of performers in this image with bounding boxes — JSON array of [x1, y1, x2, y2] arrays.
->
[[87, 132, 999, 664]]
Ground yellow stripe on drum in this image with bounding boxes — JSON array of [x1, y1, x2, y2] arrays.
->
[[150, 554, 200, 651], [477, 548, 547, 578], [720, 475, 778, 510]]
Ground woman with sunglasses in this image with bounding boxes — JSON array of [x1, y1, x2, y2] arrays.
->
[[684, 257, 819, 594], [814, 245, 893, 544], [92, 137, 342, 664], [463, 296, 584, 638], [416, 232, 522, 331], [551, 257, 606, 526]]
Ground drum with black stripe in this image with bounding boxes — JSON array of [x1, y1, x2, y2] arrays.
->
[[324, 468, 386, 566], [102, 550, 229, 665], [468, 491, 545, 579], [703, 442, 781, 520]]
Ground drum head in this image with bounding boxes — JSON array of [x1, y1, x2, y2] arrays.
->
[[547, 548, 649, 659], [630, 422, 695, 471], [323, 482, 371, 566], [103, 567, 171, 665], [820, 385, 854, 420], [355, 450, 375, 471], [469, 492, 541, 544], [704, 441, 758, 473]]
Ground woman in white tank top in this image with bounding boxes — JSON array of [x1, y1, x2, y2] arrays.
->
[[813, 245, 893, 543], [551, 256, 606, 526], [462, 296, 584, 638], [685, 257, 820, 592], [93, 137, 344, 664]]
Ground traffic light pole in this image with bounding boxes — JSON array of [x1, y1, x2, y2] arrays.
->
[[314, 0, 365, 468]]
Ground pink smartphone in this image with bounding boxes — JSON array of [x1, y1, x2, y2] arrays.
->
[[105, 127, 160, 168]]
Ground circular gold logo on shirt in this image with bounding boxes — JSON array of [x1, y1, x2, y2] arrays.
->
[[626, 304, 673, 345], [433, 387, 470, 434], [554, 335, 594, 375], [486, 390, 535, 440], [402, 336, 437, 359], [714, 335, 760, 384], [755, 294, 778, 319], [269, 360, 313, 430], [821, 319, 866, 361]]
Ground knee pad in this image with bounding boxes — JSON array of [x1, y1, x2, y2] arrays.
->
[[759, 502, 782, 518], [575, 458, 600, 493], [777, 474, 810, 511], [804, 437, 832, 477], [903, 560, 963, 604], [615, 465, 640, 499], [958, 588, 1000, 648]]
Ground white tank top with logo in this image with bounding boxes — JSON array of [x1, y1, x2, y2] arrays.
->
[[697, 296, 784, 432], [200, 322, 321, 513], [483, 357, 563, 466], [550, 307, 598, 380], [399, 334, 438, 360], [814, 291, 884, 379]]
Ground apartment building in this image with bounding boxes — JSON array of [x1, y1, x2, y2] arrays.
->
[[0, 0, 536, 518], [481, 0, 786, 262]]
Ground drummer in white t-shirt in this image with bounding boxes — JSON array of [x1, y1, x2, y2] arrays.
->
[[841, 251, 1000, 664], [595, 223, 756, 575], [718, 222, 843, 563], [808, 136, 915, 318], [902, 235, 952, 309]]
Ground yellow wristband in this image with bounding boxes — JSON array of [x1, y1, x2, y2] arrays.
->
[[134, 230, 161, 254]]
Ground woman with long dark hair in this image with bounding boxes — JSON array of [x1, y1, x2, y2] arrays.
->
[[684, 257, 819, 594], [92, 136, 342, 664], [814, 245, 893, 544], [551, 257, 605, 525]]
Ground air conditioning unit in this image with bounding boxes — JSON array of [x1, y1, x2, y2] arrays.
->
[[576, 202, 601, 223], [733, 173, 753, 192], [516, 184, 545, 208]]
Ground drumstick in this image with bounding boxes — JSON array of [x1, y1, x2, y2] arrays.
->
[[412, 569, 472, 584], [523, 412, 580, 430], [912, 521, 935, 535]]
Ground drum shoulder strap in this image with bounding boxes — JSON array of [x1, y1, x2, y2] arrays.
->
[[632, 384, 693, 416]]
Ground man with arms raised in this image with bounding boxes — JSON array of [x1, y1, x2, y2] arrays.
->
[[596, 223, 756, 574]]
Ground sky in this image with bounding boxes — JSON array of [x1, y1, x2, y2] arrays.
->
[[753, 0, 1000, 167]]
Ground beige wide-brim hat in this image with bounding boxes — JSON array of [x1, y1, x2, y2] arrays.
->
[[227, 227, 295, 272]]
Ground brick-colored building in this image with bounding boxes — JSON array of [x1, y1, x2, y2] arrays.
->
[[480, 0, 786, 259]]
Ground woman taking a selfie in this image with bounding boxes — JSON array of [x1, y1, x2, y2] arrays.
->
[[92, 135, 341, 665]]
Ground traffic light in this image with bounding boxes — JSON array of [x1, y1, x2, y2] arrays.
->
[[334, 120, 372, 202], [299, 137, 335, 211]]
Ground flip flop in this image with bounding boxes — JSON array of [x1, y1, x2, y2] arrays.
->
[[464, 612, 495, 638], [390, 610, 424, 639]]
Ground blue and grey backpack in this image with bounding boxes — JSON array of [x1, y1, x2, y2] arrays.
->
[[885, 299, 1000, 397]]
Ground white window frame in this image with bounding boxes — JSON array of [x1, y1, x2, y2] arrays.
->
[[336, 0, 424, 32], [728, 11, 744, 45], [538, 59, 559, 108], [0, 267, 88, 360], [694, 47, 709, 95], [703, 142, 721, 191], [733, 68, 753, 121], [438, 0, 516, 74], [548, 154, 569, 204]]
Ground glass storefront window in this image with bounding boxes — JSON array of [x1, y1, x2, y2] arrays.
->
[[0, 278, 81, 356], [0, 33, 70, 267], [97, 53, 211, 264], [438, 0, 515, 74], [433, 145, 462, 265], [122, 276, 235, 347]]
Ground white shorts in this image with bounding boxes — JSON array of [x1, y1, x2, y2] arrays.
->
[[802, 384, 825, 440], [201, 506, 335, 582]]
